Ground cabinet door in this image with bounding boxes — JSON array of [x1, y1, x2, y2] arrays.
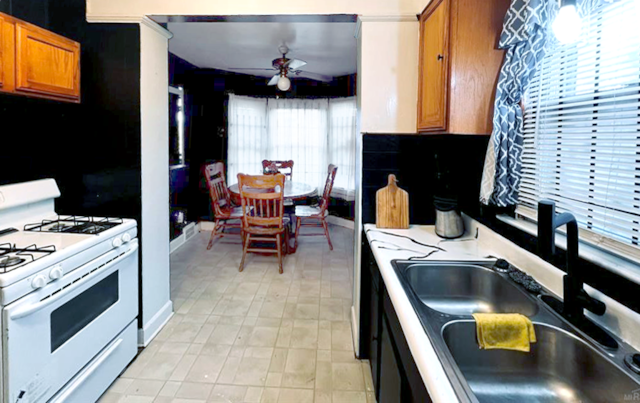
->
[[15, 21, 80, 101], [379, 318, 402, 403], [368, 270, 380, 396], [0, 13, 15, 93], [417, 0, 450, 132]]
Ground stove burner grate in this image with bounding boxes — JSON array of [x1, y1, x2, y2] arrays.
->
[[23, 216, 123, 235], [0, 256, 25, 269], [0, 243, 56, 273], [82, 224, 106, 234], [49, 223, 71, 232]]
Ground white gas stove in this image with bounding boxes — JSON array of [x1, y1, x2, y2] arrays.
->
[[0, 179, 139, 403]]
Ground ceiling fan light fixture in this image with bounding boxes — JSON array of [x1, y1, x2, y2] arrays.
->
[[277, 76, 291, 91]]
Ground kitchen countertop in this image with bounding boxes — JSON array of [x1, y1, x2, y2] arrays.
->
[[364, 215, 640, 403]]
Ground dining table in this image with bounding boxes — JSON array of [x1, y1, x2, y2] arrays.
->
[[228, 180, 318, 204], [228, 180, 317, 254]]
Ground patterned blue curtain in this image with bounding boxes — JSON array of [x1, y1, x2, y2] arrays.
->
[[480, 0, 556, 206]]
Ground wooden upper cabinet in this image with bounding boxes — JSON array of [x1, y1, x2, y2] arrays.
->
[[0, 13, 16, 93], [418, 0, 450, 132], [417, 0, 509, 134], [0, 12, 80, 103]]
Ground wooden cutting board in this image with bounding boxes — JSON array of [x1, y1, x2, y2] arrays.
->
[[376, 174, 409, 229]]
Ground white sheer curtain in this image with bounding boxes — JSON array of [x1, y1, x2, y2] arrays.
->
[[328, 97, 357, 201], [227, 94, 267, 184], [267, 98, 329, 192], [227, 95, 357, 199]]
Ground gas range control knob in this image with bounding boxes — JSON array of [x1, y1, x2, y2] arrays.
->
[[31, 275, 47, 289], [112, 236, 123, 248], [122, 233, 132, 243], [49, 266, 63, 280]]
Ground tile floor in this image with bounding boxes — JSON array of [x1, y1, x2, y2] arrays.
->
[[100, 225, 375, 403]]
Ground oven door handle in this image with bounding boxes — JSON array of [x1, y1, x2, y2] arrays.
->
[[8, 244, 138, 320], [49, 337, 124, 403]]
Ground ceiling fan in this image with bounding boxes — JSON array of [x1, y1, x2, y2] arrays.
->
[[229, 45, 309, 91]]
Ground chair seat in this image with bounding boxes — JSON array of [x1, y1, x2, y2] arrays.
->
[[217, 206, 244, 219], [295, 205, 327, 218]]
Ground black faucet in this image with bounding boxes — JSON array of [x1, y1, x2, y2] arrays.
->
[[537, 200, 618, 348]]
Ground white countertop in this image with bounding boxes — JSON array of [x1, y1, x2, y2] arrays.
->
[[364, 216, 640, 403]]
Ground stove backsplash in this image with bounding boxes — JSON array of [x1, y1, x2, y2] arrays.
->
[[362, 134, 490, 225]]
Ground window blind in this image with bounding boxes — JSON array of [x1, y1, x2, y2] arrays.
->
[[519, 0, 640, 256]]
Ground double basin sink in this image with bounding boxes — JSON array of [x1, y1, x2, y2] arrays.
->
[[392, 261, 640, 403]]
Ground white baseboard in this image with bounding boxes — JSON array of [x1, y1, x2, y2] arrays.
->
[[351, 305, 360, 357], [328, 215, 355, 230], [170, 222, 197, 254], [138, 300, 173, 347]]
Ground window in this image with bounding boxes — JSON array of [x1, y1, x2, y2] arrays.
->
[[519, 0, 640, 257], [227, 95, 357, 200], [169, 86, 185, 166]]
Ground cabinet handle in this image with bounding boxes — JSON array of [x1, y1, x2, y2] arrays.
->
[[437, 54, 444, 61]]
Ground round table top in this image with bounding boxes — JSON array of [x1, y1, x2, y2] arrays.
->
[[229, 181, 317, 199]]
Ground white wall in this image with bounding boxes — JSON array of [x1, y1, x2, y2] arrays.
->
[[358, 19, 419, 133], [87, 0, 419, 19], [139, 21, 173, 346]]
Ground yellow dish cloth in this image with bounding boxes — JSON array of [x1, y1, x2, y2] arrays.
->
[[472, 313, 537, 352]]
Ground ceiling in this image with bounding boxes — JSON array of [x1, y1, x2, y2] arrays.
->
[[167, 22, 358, 82]]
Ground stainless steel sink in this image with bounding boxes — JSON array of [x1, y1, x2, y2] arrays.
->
[[443, 320, 639, 403], [391, 260, 640, 403], [404, 263, 538, 316]]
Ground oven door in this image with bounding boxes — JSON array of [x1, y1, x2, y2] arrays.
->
[[3, 240, 138, 403]]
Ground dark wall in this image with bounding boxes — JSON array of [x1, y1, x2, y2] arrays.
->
[[0, 0, 142, 224], [362, 134, 489, 225], [170, 53, 356, 222]]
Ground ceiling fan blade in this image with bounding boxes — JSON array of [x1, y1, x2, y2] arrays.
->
[[286, 59, 307, 70], [267, 74, 280, 86], [228, 67, 276, 71], [294, 71, 333, 83]]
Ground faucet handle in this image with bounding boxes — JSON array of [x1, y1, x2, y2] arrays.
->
[[577, 290, 606, 316]]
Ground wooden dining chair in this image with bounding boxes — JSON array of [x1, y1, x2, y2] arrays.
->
[[262, 160, 294, 180], [294, 164, 338, 250], [203, 162, 243, 250], [238, 173, 290, 274]]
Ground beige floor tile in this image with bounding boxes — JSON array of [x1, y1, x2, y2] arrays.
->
[[109, 378, 134, 393], [207, 324, 241, 345], [158, 381, 182, 397], [138, 353, 184, 380], [259, 388, 280, 403], [332, 391, 367, 403], [176, 382, 213, 400], [125, 379, 165, 396], [232, 356, 271, 386], [275, 320, 293, 348], [315, 390, 332, 403], [217, 356, 241, 384], [294, 304, 319, 320], [282, 349, 316, 389], [169, 355, 198, 382], [332, 363, 365, 391], [185, 355, 225, 383], [290, 320, 318, 349], [209, 384, 248, 402], [244, 387, 264, 403], [248, 327, 279, 347], [277, 388, 314, 403]]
